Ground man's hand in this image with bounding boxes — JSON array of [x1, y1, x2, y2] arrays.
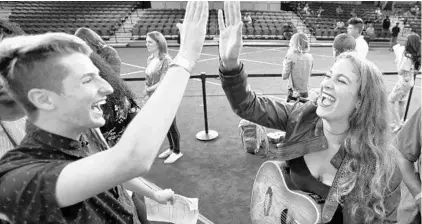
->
[[153, 189, 175, 204], [218, 1, 243, 72]]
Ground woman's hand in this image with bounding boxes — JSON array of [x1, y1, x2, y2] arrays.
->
[[218, 1, 243, 72], [153, 189, 175, 204], [175, 1, 209, 71]]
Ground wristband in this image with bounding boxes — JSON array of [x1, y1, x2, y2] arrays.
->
[[415, 192, 421, 202], [170, 56, 193, 73]]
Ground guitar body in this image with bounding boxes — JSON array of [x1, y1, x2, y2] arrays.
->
[[251, 160, 324, 224]]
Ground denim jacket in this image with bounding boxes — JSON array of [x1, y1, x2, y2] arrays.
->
[[281, 50, 313, 93], [220, 62, 402, 224]]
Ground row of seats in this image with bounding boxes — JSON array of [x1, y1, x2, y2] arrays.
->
[[9, 1, 138, 38], [314, 29, 392, 40], [131, 9, 296, 40]]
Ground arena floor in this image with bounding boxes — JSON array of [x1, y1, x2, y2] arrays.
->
[[116, 46, 421, 224]]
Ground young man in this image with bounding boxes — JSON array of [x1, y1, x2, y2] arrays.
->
[[396, 107, 421, 224], [0, 1, 209, 223], [347, 17, 368, 58]]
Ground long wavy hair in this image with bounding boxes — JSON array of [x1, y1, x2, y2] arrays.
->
[[89, 52, 137, 122], [334, 52, 398, 223], [404, 33, 421, 71]]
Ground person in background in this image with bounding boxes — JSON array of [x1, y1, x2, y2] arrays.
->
[[350, 8, 357, 18], [335, 20, 345, 31], [375, 7, 383, 21], [332, 33, 356, 58], [347, 17, 368, 58], [364, 23, 376, 49], [317, 6, 324, 17], [396, 107, 421, 224], [243, 13, 252, 24], [144, 31, 183, 164], [390, 22, 401, 51], [383, 16, 391, 32], [281, 32, 313, 103], [336, 5, 343, 17], [388, 34, 421, 132], [75, 27, 121, 75], [218, 2, 401, 223]]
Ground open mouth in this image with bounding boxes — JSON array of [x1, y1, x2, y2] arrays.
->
[[320, 92, 336, 107], [91, 99, 106, 114]]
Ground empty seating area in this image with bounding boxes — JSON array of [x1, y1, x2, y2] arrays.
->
[[241, 10, 295, 39], [131, 9, 185, 40], [131, 9, 295, 40], [9, 1, 138, 40], [294, 2, 391, 40]]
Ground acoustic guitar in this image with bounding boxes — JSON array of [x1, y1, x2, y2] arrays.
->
[[250, 160, 325, 224]]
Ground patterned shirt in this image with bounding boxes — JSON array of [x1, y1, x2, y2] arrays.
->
[[0, 122, 140, 224]]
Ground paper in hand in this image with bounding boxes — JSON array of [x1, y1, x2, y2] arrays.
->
[[145, 194, 199, 224]]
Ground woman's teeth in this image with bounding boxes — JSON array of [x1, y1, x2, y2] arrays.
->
[[320, 93, 335, 106]]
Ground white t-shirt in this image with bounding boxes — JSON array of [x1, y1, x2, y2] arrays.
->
[[355, 36, 369, 58], [393, 44, 414, 74]]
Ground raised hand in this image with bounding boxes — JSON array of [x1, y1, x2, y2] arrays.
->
[[218, 1, 243, 72], [153, 189, 175, 204], [176, 1, 209, 72]]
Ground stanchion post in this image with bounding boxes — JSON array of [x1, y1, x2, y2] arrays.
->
[[196, 72, 218, 141]]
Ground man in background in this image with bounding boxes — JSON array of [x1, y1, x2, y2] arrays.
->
[[347, 17, 368, 58]]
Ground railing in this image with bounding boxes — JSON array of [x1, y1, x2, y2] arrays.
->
[[122, 71, 420, 140]]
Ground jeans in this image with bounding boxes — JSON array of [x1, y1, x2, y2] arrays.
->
[[167, 118, 180, 154]]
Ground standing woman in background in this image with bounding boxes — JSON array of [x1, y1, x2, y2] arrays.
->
[[281, 32, 313, 103], [388, 33, 421, 132], [75, 27, 122, 75], [145, 31, 183, 164]]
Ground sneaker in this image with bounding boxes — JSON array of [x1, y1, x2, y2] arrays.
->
[[164, 152, 183, 164], [158, 149, 173, 159]]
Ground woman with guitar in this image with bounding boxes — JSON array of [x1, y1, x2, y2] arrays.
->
[[218, 2, 401, 223]]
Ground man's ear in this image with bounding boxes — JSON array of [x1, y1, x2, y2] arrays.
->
[[27, 89, 56, 111]]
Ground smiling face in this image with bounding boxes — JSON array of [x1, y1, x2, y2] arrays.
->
[[48, 52, 113, 132], [316, 58, 360, 122], [146, 36, 158, 53]]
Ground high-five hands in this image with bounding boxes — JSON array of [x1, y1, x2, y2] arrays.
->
[[218, 1, 243, 72], [176, 1, 209, 72]]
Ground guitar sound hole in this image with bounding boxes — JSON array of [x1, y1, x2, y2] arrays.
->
[[280, 208, 289, 224]]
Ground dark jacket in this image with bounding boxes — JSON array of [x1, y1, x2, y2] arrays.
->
[[219, 62, 402, 224]]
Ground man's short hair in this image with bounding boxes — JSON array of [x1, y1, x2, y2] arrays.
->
[[348, 17, 364, 33], [333, 33, 356, 57], [0, 33, 92, 115]]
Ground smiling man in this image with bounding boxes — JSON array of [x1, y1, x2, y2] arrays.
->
[[0, 1, 210, 223]]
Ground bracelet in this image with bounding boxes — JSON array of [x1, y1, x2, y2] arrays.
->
[[415, 192, 422, 202], [170, 56, 193, 73]]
